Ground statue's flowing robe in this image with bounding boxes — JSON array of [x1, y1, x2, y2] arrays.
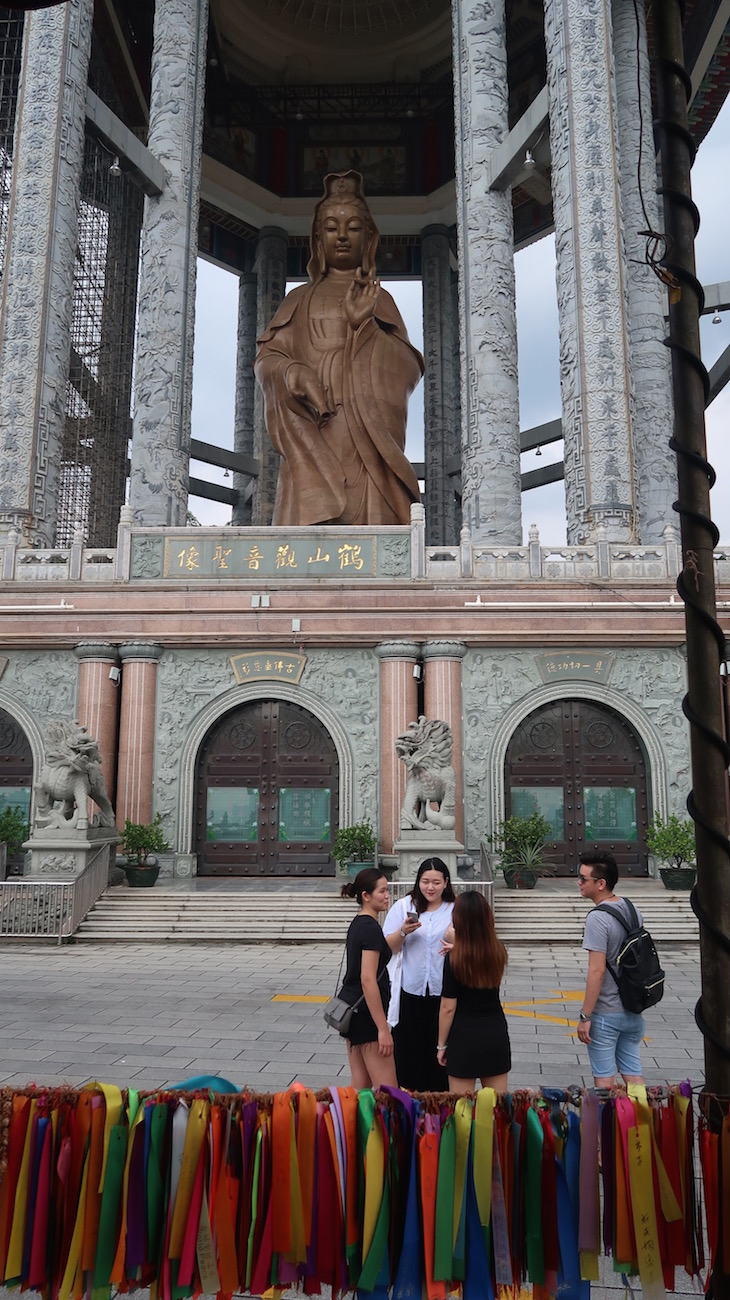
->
[[255, 282, 423, 526]]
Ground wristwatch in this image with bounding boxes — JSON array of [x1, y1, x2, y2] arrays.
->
[[579, 1012, 591, 1022]]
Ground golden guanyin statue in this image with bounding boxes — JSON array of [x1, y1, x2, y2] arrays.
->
[[255, 171, 423, 527]]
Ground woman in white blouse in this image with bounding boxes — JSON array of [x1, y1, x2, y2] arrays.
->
[[383, 857, 456, 1090]]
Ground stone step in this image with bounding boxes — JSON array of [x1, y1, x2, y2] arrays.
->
[[73, 886, 698, 944]]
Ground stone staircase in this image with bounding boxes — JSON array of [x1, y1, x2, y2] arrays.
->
[[73, 884, 699, 945]]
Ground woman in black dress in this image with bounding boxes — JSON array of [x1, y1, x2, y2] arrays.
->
[[436, 890, 511, 1094], [339, 867, 420, 1088]]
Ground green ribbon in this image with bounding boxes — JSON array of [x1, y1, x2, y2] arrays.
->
[[526, 1106, 545, 1284], [92, 1124, 127, 1291], [358, 1115, 391, 1292], [434, 1115, 456, 1282], [147, 1102, 168, 1269], [245, 1128, 262, 1291]]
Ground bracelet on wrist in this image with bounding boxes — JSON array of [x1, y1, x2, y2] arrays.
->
[[437, 1044, 447, 1051]]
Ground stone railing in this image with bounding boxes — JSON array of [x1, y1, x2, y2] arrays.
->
[[2, 510, 730, 585], [388, 877, 494, 912], [0, 845, 109, 944], [428, 523, 715, 583]]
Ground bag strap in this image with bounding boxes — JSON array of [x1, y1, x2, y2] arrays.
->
[[333, 932, 388, 1006], [595, 898, 635, 988], [331, 945, 347, 996], [597, 898, 639, 934], [349, 965, 388, 1012]]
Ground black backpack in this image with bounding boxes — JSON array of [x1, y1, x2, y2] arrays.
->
[[599, 899, 665, 1013]]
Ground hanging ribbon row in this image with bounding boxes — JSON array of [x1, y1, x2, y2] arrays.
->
[[0, 1080, 710, 1299]]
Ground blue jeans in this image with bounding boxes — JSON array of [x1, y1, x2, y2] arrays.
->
[[586, 1009, 645, 1079]]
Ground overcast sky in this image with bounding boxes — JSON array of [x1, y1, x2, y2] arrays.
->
[[190, 95, 730, 544]]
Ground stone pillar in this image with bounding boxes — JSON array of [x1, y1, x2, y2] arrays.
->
[[422, 225, 461, 547], [75, 643, 120, 807], [613, 0, 676, 543], [451, 0, 522, 544], [422, 641, 466, 846], [116, 643, 163, 830], [129, 0, 209, 527], [0, 0, 93, 544], [375, 641, 421, 856], [252, 226, 288, 525], [544, 0, 637, 544], [232, 270, 258, 526]]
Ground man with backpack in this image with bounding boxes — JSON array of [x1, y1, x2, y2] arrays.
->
[[576, 849, 664, 1087]]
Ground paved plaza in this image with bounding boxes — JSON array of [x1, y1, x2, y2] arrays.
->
[[0, 939, 707, 1299], [0, 940, 703, 1093]]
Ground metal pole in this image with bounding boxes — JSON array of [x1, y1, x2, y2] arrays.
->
[[652, 0, 730, 1243]]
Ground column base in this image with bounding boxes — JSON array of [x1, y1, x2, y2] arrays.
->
[[391, 831, 465, 880], [23, 827, 119, 879]]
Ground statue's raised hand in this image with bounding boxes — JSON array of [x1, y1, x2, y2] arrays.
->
[[286, 363, 334, 423], [345, 267, 380, 328]]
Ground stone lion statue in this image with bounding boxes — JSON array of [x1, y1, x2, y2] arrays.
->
[[396, 716, 457, 833], [34, 720, 115, 831]]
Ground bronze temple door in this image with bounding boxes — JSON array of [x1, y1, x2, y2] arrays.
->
[[505, 699, 649, 875], [195, 700, 338, 876], [0, 707, 33, 877]]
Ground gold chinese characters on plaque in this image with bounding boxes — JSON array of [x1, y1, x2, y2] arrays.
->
[[230, 652, 307, 685]]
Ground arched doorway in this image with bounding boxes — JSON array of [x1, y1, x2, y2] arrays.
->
[[195, 699, 339, 876], [505, 699, 650, 876], [0, 706, 32, 877]]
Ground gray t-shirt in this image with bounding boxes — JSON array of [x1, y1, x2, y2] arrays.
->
[[582, 897, 643, 1015]]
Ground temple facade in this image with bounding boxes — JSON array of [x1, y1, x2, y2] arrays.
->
[[0, 0, 728, 880]]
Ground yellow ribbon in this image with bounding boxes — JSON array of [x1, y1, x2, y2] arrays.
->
[[628, 1122, 666, 1300], [196, 1182, 221, 1295], [169, 1099, 210, 1260], [362, 1113, 385, 1264], [453, 1098, 473, 1249], [628, 1085, 682, 1224], [88, 1082, 123, 1193], [59, 1155, 90, 1300], [473, 1090, 495, 1238], [5, 1098, 37, 1281]]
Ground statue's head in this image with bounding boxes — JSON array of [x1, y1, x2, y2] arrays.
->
[[308, 171, 379, 282]]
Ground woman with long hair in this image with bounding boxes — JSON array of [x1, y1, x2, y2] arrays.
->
[[383, 857, 456, 1090], [338, 868, 420, 1088], [437, 890, 511, 1094]]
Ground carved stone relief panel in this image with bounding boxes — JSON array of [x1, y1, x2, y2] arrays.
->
[[462, 646, 689, 850], [154, 647, 379, 849], [0, 651, 78, 726]]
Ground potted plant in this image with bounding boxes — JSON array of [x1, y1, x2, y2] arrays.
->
[[121, 813, 169, 887], [491, 812, 554, 890], [332, 817, 378, 879], [646, 812, 696, 889], [0, 804, 30, 879]]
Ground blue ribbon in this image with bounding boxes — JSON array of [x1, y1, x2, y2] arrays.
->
[[392, 1100, 422, 1299], [168, 1073, 240, 1093], [463, 1149, 495, 1300]]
